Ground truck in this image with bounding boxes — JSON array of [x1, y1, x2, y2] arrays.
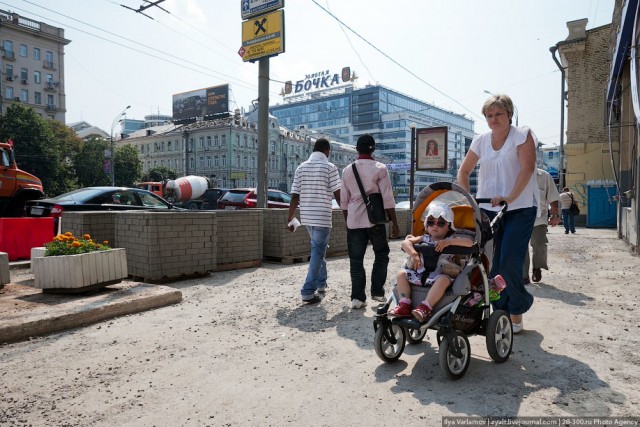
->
[[0, 140, 45, 217], [136, 175, 226, 210]]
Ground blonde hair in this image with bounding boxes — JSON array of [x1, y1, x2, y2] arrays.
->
[[482, 94, 514, 124]]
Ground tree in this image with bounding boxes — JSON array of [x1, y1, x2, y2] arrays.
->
[[0, 104, 59, 195], [141, 166, 178, 182], [47, 120, 82, 195], [114, 144, 142, 187], [75, 137, 112, 187]]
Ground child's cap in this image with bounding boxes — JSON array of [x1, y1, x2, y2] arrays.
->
[[424, 203, 456, 230]]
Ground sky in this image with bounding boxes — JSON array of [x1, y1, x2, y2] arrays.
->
[[3, 0, 614, 147]]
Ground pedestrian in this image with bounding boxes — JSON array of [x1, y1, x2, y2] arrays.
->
[[340, 134, 400, 309], [524, 168, 560, 284], [457, 93, 538, 334], [287, 138, 342, 304], [559, 187, 577, 234], [390, 203, 474, 322]]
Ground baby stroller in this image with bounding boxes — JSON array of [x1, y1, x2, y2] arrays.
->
[[373, 182, 513, 379]]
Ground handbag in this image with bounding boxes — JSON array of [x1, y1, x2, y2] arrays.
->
[[569, 194, 580, 215], [351, 163, 388, 224]]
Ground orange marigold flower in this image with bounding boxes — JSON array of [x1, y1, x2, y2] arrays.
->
[[82, 234, 91, 240], [103, 241, 109, 245], [71, 241, 82, 247], [64, 232, 73, 237]]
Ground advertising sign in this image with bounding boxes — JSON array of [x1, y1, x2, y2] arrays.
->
[[240, 9, 284, 62], [172, 84, 229, 121], [282, 67, 353, 97], [241, 0, 284, 20], [416, 127, 448, 171]]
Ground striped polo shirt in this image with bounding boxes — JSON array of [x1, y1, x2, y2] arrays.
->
[[290, 151, 341, 227]]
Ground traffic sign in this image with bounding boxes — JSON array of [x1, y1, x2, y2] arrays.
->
[[240, 9, 284, 62], [241, 0, 284, 20]]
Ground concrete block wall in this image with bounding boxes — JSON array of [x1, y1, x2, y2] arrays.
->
[[393, 209, 413, 238], [327, 209, 347, 256], [263, 209, 310, 259], [116, 211, 216, 280], [0, 252, 9, 287], [215, 210, 262, 268], [61, 212, 118, 248]]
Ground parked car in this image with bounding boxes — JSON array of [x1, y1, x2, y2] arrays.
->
[[197, 188, 229, 210], [395, 200, 411, 209], [217, 188, 291, 210], [25, 187, 185, 233]]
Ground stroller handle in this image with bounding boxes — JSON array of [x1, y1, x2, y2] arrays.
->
[[474, 198, 508, 230]]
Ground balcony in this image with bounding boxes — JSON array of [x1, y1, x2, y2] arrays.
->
[[45, 104, 56, 112], [43, 60, 55, 70], [5, 76, 13, 81], [44, 82, 57, 92], [2, 51, 15, 61]]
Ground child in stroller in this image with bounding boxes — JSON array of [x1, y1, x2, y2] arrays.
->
[[373, 182, 513, 379], [390, 203, 474, 322]]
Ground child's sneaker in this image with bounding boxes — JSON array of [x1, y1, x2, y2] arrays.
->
[[389, 301, 412, 317], [489, 275, 507, 292], [412, 304, 432, 323]]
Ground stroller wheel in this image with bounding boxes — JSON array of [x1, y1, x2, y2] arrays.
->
[[374, 324, 406, 363], [439, 331, 471, 380], [486, 310, 513, 362], [406, 327, 427, 344]]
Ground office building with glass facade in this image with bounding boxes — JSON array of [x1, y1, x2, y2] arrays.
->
[[270, 83, 475, 201]]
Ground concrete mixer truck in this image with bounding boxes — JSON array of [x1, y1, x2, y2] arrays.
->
[[136, 175, 227, 210]]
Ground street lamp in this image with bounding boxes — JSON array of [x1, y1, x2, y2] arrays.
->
[[483, 90, 518, 126], [110, 105, 131, 186]]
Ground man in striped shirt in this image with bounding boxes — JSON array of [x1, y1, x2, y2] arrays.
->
[[287, 138, 342, 304]]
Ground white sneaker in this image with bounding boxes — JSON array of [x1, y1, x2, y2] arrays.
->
[[351, 299, 367, 309], [512, 321, 524, 334], [371, 295, 386, 303]]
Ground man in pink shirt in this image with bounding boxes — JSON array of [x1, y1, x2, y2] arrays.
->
[[340, 135, 400, 309]]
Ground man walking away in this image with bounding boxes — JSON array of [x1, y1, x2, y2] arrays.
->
[[524, 168, 560, 284], [287, 138, 341, 304], [340, 134, 400, 309]]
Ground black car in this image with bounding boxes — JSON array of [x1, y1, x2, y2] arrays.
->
[[197, 188, 229, 210], [25, 187, 184, 232]]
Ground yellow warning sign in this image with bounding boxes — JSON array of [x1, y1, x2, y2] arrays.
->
[[240, 9, 285, 62]]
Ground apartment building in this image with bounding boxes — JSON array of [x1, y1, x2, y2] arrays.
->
[[0, 10, 70, 122]]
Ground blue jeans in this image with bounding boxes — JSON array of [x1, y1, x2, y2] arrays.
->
[[483, 207, 536, 315], [561, 208, 576, 233], [347, 225, 390, 302], [301, 226, 331, 300]]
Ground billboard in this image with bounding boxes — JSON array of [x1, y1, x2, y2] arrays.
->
[[172, 84, 229, 122], [416, 126, 448, 171]]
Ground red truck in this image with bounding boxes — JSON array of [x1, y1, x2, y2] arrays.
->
[[0, 140, 45, 217]]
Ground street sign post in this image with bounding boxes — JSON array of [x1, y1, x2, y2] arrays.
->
[[241, 0, 284, 20], [240, 9, 285, 63]]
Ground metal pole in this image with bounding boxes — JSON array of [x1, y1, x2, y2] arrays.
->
[[257, 58, 269, 208], [409, 124, 416, 209], [550, 46, 565, 189], [110, 105, 130, 186]]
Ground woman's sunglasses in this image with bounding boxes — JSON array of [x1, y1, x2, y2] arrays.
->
[[426, 219, 448, 228]]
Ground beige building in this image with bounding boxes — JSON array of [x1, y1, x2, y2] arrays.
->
[[121, 113, 365, 191], [556, 19, 616, 194], [0, 9, 69, 122]]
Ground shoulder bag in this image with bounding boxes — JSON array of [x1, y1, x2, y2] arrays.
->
[[569, 194, 580, 215], [351, 163, 388, 224]]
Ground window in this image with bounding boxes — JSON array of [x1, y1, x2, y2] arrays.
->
[[46, 73, 53, 83], [5, 64, 13, 80], [20, 68, 27, 81], [221, 154, 226, 166], [243, 155, 248, 167], [33, 47, 40, 60], [3, 41, 13, 56], [6, 86, 13, 99], [214, 135, 219, 146], [221, 134, 226, 145], [199, 136, 204, 147], [168, 141, 172, 151], [33, 71, 40, 84], [34, 92, 41, 104], [206, 135, 212, 147], [45, 51, 54, 68], [206, 156, 212, 168], [20, 89, 28, 102], [199, 156, 204, 168], [46, 94, 54, 106], [189, 157, 195, 169], [214, 155, 219, 166], [19, 44, 27, 57]]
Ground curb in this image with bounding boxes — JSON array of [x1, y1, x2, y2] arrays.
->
[[0, 284, 182, 344]]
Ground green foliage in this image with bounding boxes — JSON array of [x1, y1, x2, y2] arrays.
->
[[75, 137, 112, 187], [0, 104, 85, 196], [45, 232, 111, 257], [114, 143, 142, 187], [141, 165, 178, 182]]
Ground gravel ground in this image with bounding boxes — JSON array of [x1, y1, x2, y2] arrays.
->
[[1, 226, 638, 426]]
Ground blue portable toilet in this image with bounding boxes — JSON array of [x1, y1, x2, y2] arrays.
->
[[586, 180, 617, 228]]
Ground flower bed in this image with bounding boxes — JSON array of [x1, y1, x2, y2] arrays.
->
[[31, 233, 127, 292]]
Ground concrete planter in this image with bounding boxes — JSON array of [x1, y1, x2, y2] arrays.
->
[[31, 248, 128, 292]]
